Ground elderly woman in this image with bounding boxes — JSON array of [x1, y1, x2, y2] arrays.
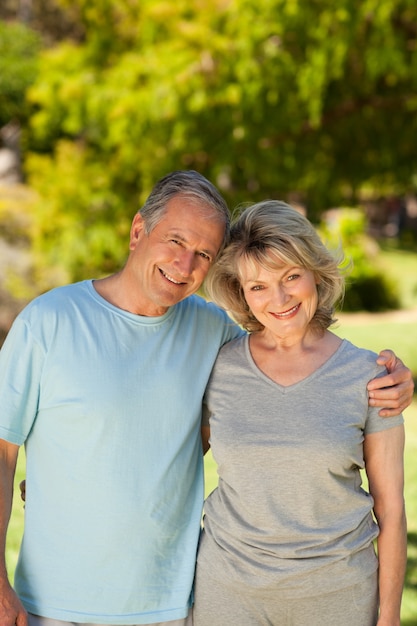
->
[[194, 201, 406, 626]]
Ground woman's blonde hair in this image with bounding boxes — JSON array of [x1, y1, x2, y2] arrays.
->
[[205, 200, 346, 333]]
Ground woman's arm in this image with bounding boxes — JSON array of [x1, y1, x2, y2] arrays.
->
[[364, 425, 407, 626], [367, 351, 414, 417]]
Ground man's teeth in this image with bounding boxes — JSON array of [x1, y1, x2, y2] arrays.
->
[[161, 270, 183, 285]]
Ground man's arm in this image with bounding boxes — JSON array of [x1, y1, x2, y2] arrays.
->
[[368, 350, 414, 417], [0, 439, 27, 626]]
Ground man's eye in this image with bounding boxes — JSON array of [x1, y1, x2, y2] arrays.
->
[[199, 252, 211, 261]]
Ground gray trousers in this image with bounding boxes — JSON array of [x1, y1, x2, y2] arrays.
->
[[193, 567, 379, 626], [28, 611, 193, 626]]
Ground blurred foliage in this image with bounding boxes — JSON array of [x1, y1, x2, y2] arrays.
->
[[0, 0, 83, 43], [1, 0, 417, 291], [25, 141, 131, 290], [0, 21, 42, 127], [320, 208, 401, 312]]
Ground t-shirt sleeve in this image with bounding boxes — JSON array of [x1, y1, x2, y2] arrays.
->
[[214, 304, 245, 346], [0, 317, 44, 444], [364, 367, 404, 434], [364, 407, 404, 434]]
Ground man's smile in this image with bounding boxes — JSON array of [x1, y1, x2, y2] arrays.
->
[[160, 268, 186, 285]]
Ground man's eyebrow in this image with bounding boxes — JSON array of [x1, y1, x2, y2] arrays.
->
[[166, 231, 185, 241], [168, 231, 216, 257]]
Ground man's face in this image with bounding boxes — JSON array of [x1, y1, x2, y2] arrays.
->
[[126, 195, 226, 316]]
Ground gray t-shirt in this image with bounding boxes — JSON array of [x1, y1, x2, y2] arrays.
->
[[200, 335, 404, 598]]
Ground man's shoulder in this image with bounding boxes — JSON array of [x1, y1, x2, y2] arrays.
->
[[218, 333, 246, 357], [19, 280, 90, 320], [177, 295, 244, 342]]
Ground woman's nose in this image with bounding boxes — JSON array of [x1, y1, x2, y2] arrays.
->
[[272, 284, 289, 306]]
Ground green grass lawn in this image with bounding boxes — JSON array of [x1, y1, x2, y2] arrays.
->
[[378, 245, 417, 311], [333, 312, 417, 623]]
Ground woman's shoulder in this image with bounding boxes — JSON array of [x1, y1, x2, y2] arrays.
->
[[338, 338, 385, 376]]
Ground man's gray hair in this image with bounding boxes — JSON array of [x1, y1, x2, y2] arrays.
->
[[139, 170, 230, 252]]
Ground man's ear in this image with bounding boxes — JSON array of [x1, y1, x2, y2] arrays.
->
[[129, 213, 146, 250]]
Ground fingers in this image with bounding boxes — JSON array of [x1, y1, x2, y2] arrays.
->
[[376, 405, 410, 418], [369, 381, 414, 416], [375, 349, 397, 368]]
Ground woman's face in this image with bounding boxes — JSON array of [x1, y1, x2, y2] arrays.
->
[[239, 255, 319, 339]]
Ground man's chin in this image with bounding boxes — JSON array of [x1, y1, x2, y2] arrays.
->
[[158, 288, 192, 308]]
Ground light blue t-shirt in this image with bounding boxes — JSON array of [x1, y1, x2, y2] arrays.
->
[[0, 280, 242, 624]]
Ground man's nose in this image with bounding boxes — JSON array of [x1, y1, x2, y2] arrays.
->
[[176, 250, 195, 276]]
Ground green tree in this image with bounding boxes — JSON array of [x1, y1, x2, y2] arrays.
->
[[21, 0, 417, 288], [0, 20, 42, 127]]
